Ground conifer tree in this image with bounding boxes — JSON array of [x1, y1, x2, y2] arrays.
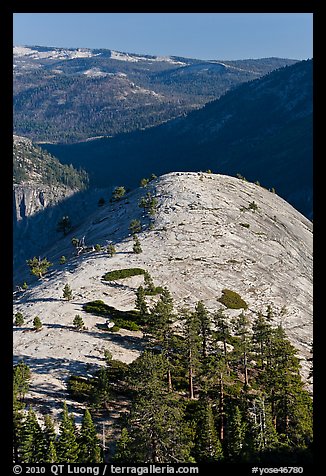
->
[[135, 286, 148, 317], [26, 256, 52, 279], [132, 235, 142, 254], [114, 428, 133, 462], [78, 408, 102, 463], [56, 402, 80, 462], [225, 405, 246, 461], [148, 288, 175, 391], [194, 399, 223, 462], [183, 309, 201, 399], [56, 216, 72, 235], [46, 441, 58, 463], [261, 325, 313, 446], [129, 219, 142, 235], [63, 283, 73, 301], [232, 312, 251, 387], [33, 316, 42, 330], [252, 312, 272, 370], [14, 312, 24, 326], [42, 414, 57, 461], [195, 301, 210, 359], [144, 271, 155, 293], [107, 244, 116, 257], [125, 352, 193, 462], [20, 409, 45, 463], [92, 368, 110, 409], [73, 314, 84, 330]]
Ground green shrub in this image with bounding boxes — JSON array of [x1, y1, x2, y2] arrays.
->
[[67, 375, 95, 401], [218, 289, 248, 310], [110, 325, 120, 332], [102, 268, 146, 281], [95, 244, 102, 252], [83, 300, 141, 322], [113, 319, 140, 331], [59, 256, 67, 265]]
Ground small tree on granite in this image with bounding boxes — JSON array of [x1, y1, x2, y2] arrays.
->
[[57, 216, 72, 235], [135, 286, 148, 316], [26, 257, 52, 279], [133, 235, 142, 254], [73, 315, 84, 330], [111, 186, 126, 202], [63, 283, 73, 301], [22, 282, 28, 291], [144, 272, 155, 294], [107, 244, 116, 257], [14, 312, 24, 326], [33, 316, 42, 330], [129, 219, 142, 235]]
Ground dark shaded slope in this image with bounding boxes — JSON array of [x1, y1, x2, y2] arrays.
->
[[43, 60, 312, 218]]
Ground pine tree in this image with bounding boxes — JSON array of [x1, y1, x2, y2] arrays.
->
[[63, 283, 73, 301], [244, 396, 278, 455], [107, 244, 116, 257], [183, 309, 201, 399], [33, 316, 42, 330], [56, 216, 72, 235], [14, 312, 24, 326], [144, 271, 155, 293], [261, 325, 313, 446], [56, 402, 80, 462], [20, 409, 45, 463], [129, 219, 142, 235], [232, 312, 251, 387], [92, 367, 110, 409], [13, 362, 31, 402], [46, 441, 57, 463], [194, 400, 223, 462], [42, 414, 57, 461], [78, 408, 102, 463], [126, 396, 193, 463], [225, 405, 246, 461], [111, 186, 126, 202], [132, 235, 142, 254], [252, 312, 272, 370], [135, 286, 148, 317], [195, 301, 210, 359], [126, 352, 193, 462], [26, 256, 52, 279], [114, 428, 133, 462], [148, 288, 175, 391], [73, 314, 84, 330]]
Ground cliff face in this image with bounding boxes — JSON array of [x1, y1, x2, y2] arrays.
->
[[13, 184, 77, 222], [13, 172, 313, 414], [13, 135, 92, 270]]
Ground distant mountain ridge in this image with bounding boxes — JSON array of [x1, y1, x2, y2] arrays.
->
[[13, 45, 297, 143], [43, 59, 313, 218]]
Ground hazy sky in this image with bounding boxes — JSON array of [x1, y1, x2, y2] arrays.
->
[[13, 13, 313, 60]]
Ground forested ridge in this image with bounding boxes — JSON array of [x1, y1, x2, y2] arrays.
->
[[13, 288, 313, 464]]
